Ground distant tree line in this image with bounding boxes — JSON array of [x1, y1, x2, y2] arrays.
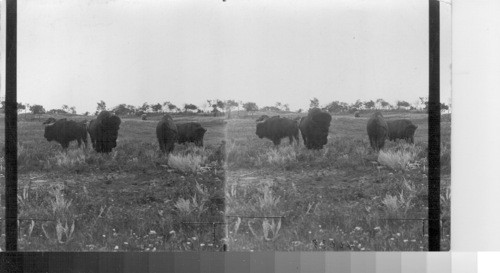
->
[[2, 96, 450, 117]]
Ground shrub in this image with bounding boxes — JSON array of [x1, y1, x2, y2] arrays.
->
[[168, 154, 206, 173]]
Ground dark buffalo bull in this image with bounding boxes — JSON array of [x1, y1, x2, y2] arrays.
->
[[176, 122, 207, 147], [299, 108, 332, 149], [387, 119, 418, 144], [255, 116, 299, 146], [156, 114, 178, 154], [366, 111, 388, 151], [87, 111, 121, 153], [43, 118, 88, 149]]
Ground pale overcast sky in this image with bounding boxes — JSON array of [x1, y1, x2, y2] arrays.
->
[[9, 0, 451, 113]]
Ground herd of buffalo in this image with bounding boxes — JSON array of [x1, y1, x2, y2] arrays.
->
[[42, 110, 207, 155], [42, 108, 418, 154], [255, 108, 418, 151]]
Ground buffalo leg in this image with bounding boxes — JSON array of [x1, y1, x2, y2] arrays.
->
[[272, 139, 281, 146]]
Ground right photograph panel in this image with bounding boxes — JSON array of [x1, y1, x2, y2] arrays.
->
[[224, 0, 451, 251]]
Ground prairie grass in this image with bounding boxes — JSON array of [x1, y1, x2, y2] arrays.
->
[[225, 113, 450, 251], [168, 154, 206, 173], [377, 143, 422, 171], [1, 115, 226, 251]]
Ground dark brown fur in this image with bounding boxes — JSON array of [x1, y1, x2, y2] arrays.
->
[[156, 114, 178, 154], [87, 111, 121, 153], [176, 122, 207, 147], [44, 118, 88, 149], [387, 119, 418, 144], [299, 108, 332, 149], [366, 112, 388, 151], [255, 116, 299, 146]]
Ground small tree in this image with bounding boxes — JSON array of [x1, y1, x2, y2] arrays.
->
[[396, 100, 411, 109], [151, 103, 163, 113], [168, 104, 178, 113], [242, 102, 258, 115], [30, 104, 46, 116], [225, 100, 239, 118], [97, 100, 107, 112], [17, 103, 26, 112], [69, 106, 76, 114], [113, 104, 134, 116], [184, 104, 198, 112], [309, 98, 319, 109], [364, 100, 375, 109], [139, 102, 150, 113], [440, 103, 449, 112]]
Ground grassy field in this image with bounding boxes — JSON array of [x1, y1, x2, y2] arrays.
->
[[225, 111, 451, 251], [0, 114, 227, 251], [0, 111, 451, 252]]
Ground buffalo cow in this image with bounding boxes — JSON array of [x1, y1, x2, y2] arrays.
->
[[387, 119, 418, 144], [366, 111, 388, 151], [87, 111, 121, 153], [255, 116, 299, 146], [299, 108, 332, 149], [156, 114, 178, 154], [176, 122, 207, 147], [43, 118, 88, 149]]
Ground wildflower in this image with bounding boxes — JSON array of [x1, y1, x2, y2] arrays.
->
[[390, 238, 395, 241], [329, 238, 334, 241], [200, 243, 205, 247], [374, 226, 381, 231], [187, 242, 191, 245], [308, 231, 312, 234], [102, 234, 106, 238], [411, 240, 416, 243], [319, 225, 322, 228], [361, 248, 365, 251], [152, 247, 156, 252], [192, 237, 197, 240], [114, 246, 119, 250], [149, 230, 157, 235], [169, 230, 175, 234], [124, 242, 129, 245], [355, 227, 362, 231], [403, 240, 408, 243], [396, 233, 401, 236]]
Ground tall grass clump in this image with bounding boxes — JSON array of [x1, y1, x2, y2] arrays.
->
[[53, 149, 87, 167], [378, 144, 422, 171], [168, 154, 206, 173], [257, 146, 298, 168]]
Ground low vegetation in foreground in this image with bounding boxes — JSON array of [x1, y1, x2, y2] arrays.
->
[[0, 115, 226, 251], [225, 113, 451, 251]]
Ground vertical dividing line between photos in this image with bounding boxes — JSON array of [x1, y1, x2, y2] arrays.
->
[[5, 0, 18, 252], [428, 0, 441, 251]]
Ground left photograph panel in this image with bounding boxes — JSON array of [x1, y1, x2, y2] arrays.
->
[[1, 0, 227, 251]]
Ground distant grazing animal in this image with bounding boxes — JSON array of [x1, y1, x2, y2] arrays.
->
[[43, 118, 88, 149], [156, 114, 178, 155], [387, 119, 418, 144], [141, 114, 147, 120], [176, 122, 207, 147], [299, 108, 332, 149], [366, 112, 388, 151], [255, 116, 299, 146], [87, 111, 122, 153], [354, 111, 360, 118]]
